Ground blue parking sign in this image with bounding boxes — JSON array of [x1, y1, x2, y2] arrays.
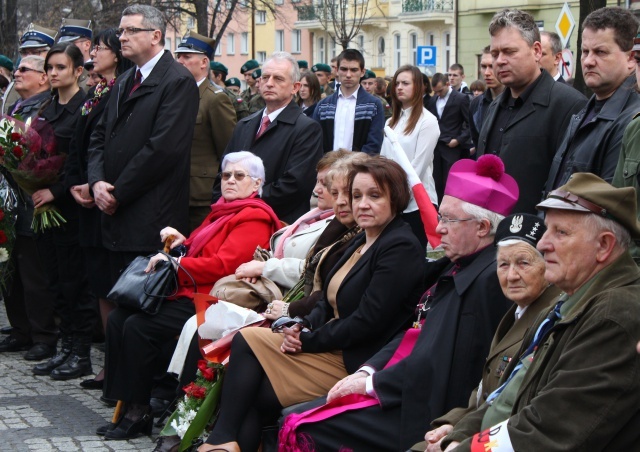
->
[[417, 46, 437, 66]]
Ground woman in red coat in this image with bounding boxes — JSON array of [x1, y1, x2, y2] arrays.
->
[[100, 151, 281, 440]]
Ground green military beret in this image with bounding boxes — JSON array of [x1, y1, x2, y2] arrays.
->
[[210, 61, 228, 74], [537, 172, 640, 239], [361, 69, 377, 81], [225, 77, 241, 88], [298, 60, 308, 69], [0, 55, 14, 72], [311, 63, 331, 74], [252, 68, 262, 79], [241, 59, 259, 74]]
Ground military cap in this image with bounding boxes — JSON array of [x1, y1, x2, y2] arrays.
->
[[241, 59, 259, 74], [57, 18, 92, 42], [175, 31, 216, 59], [0, 55, 13, 73], [311, 63, 331, 74], [495, 213, 546, 248], [84, 59, 94, 70], [20, 23, 56, 49], [361, 69, 377, 81], [251, 68, 262, 80], [209, 61, 228, 74], [225, 77, 241, 88], [298, 60, 308, 69], [537, 172, 640, 239]]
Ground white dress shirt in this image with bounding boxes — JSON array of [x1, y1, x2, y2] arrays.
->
[[136, 48, 164, 83], [435, 86, 452, 118], [333, 86, 359, 151]]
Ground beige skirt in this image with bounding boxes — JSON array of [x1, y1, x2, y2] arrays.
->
[[241, 327, 348, 407]]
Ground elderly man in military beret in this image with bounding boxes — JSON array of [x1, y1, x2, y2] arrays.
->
[[175, 31, 237, 231], [311, 63, 333, 97], [440, 172, 640, 451]]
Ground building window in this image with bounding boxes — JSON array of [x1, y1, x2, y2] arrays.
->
[[377, 36, 385, 68], [393, 33, 401, 70], [357, 35, 364, 53], [292, 30, 302, 54], [428, 32, 434, 46], [165, 37, 172, 50], [409, 32, 417, 65], [227, 33, 235, 55], [331, 38, 337, 58], [241, 32, 249, 54], [256, 10, 267, 24], [318, 36, 325, 64], [274, 0, 284, 4], [257, 51, 267, 63], [187, 17, 195, 29], [444, 32, 451, 72], [215, 40, 222, 56], [275, 30, 285, 51]]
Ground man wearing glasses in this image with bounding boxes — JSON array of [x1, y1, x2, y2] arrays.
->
[[2, 23, 56, 114], [88, 4, 199, 296]]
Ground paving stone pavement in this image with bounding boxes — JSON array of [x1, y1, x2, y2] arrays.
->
[[0, 303, 157, 451]]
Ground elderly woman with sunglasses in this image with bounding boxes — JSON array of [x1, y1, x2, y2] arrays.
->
[[99, 151, 281, 440]]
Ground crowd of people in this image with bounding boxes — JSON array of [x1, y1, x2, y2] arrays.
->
[[1, 3, 640, 452]]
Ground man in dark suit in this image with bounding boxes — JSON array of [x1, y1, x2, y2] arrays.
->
[[214, 51, 323, 224], [175, 31, 237, 232], [427, 72, 471, 202], [88, 4, 199, 282], [477, 9, 586, 214], [540, 31, 565, 83]]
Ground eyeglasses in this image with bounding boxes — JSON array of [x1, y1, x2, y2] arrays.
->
[[15, 66, 44, 74], [91, 45, 111, 52], [437, 214, 475, 225], [221, 171, 252, 181], [115, 27, 156, 37]]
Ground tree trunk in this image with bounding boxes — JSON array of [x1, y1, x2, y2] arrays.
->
[[0, 0, 18, 60], [573, 0, 607, 97]]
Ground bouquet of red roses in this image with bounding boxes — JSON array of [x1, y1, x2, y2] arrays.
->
[[0, 116, 66, 232]]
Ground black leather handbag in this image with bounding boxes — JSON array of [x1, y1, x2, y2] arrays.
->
[[108, 251, 184, 315]]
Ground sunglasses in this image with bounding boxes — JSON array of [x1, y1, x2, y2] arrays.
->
[[221, 171, 252, 181], [16, 66, 44, 74]]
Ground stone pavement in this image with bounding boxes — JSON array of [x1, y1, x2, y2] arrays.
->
[[0, 303, 157, 451]]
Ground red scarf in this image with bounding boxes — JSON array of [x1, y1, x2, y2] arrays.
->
[[184, 193, 280, 257]]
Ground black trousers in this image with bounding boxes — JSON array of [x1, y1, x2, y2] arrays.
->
[[3, 235, 57, 345], [35, 221, 95, 337], [104, 298, 195, 404], [433, 144, 469, 203]]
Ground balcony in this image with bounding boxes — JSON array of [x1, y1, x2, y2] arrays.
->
[[296, 4, 318, 21], [400, 0, 454, 24]]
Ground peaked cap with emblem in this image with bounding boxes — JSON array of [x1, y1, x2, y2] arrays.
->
[[175, 31, 216, 59], [495, 213, 546, 248], [241, 59, 259, 74], [20, 23, 56, 49], [57, 18, 92, 42]]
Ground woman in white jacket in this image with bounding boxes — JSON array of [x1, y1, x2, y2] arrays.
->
[[381, 65, 440, 248]]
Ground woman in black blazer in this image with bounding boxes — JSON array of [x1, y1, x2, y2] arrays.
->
[[199, 156, 425, 452]]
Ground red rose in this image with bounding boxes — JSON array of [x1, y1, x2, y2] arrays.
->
[[0, 209, 4, 221], [0, 231, 6, 244], [10, 132, 21, 141], [201, 366, 215, 381], [191, 385, 207, 399], [0, 147, 4, 156], [12, 146, 23, 158], [197, 360, 209, 373]]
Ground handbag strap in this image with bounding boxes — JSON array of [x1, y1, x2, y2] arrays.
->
[[142, 251, 198, 297]]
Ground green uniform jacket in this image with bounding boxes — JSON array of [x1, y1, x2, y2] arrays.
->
[[190, 81, 236, 210], [242, 88, 265, 114], [447, 252, 640, 451], [612, 113, 640, 264]]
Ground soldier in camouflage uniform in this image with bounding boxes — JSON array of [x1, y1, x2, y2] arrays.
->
[[240, 59, 264, 114], [361, 69, 391, 119], [210, 61, 248, 121], [247, 68, 265, 114], [312, 63, 334, 97]]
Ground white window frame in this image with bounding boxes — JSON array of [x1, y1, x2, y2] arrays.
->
[[241, 32, 249, 54], [256, 10, 267, 24], [275, 30, 285, 52], [215, 40, 222, 56], [227, 33, 235, 55], [164, 37, 172, 51], [444, 32, 451, 72], [292, 30, 302, 54], [393, 33, 401, 71], [409, 32, 417, 65], [318, 36, 325, 64], [377, 36, 385, 68], [257, 51, 267, 63]]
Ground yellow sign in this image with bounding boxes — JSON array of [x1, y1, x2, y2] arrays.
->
[[555, 2, 575, 48]]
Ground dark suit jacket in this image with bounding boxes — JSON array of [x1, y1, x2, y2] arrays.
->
[[88, 50, 199, 252], [427, 88, 471, 159], [214, 101, 323, 223], [365, 245, 510, 448], [300, 217, 425, 374], [477, 70, 586, 214]]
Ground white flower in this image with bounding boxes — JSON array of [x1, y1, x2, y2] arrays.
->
[[0, 119, 14, 141], [0, 248, 8, 263], [170, 418, 189, 439]]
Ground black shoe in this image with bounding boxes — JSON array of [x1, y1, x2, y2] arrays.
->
[[80, 378, 104, 390], [153, 434, 181, 452], [103, 413, 153, 440], [150, 397, 172, 418], [24, 343, 56, 361], [96, 422, 117, 436], [32, 336, 72, 376], [0, 336, 31, 352], [50, 355, 93, 380], [100, 396, 118, 407], [0, 326, 13, 334]]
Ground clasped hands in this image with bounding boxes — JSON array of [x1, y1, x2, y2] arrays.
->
[[92, 181, 119, 215], [144, 227, 187, 273]]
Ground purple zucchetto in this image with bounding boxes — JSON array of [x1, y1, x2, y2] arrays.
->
[[444, 155, 519, 216]]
